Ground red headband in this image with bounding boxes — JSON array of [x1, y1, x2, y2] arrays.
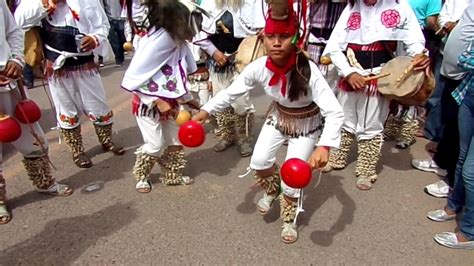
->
[[264, 11, 297, 35]]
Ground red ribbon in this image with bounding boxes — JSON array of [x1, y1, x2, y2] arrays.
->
[[265, 52, 296, 97]]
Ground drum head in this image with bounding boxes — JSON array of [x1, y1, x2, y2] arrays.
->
[[235, 36, 266, 73], [377, 56, 425, 98]]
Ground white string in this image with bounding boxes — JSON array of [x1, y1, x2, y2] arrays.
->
[[238, 166, 252, 178], [293, 170, 323, 225]]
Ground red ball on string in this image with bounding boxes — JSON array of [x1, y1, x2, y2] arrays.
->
[[280, 158, 312, 188], [15, 99, 42, 124], [0, 115, 22, 143], [178, 120, 206, 148]]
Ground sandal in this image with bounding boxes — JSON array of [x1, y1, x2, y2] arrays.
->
[[36, 182, 73, 196], [73, 152, 93, 168], [102, 142, 125, 155], [395, 139, 416, 149], [0, 204, 11, 225], [257, 193, 278, 215], [136, 179, 152, 193], [281, 222, 298, 244], [356, 176, 373, 190]]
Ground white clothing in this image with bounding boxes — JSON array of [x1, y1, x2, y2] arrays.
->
[[0, 0, 24, 90], [200, 0, 263, 38], [337, 90, 390, 140], [441, 3, 474, 80], [15, 0, 111, 57], [202, 56, 345, 149], [0, 90, 48, 158], [438, 0, 471, 27], [250, 119, 317, 198], [209, 70, 255, 115], [323, 0, 425, 78], [121, 28, 197, 99], [135, 116, 180, 157], [48, 72, 112, 129], [189, 80, 211, 106]]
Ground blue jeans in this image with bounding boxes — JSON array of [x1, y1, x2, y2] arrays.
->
[[447, 86, 474, 241], [424, 53, 445, 141], [108, 19, 126, 64]]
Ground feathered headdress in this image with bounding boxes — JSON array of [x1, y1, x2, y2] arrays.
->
[[264, 0, 308, 49]]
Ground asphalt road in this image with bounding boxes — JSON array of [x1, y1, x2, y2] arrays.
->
[[1, 57, 473, 265]]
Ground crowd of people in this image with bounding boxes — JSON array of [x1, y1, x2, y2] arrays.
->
[[0, 0, 472, 249]]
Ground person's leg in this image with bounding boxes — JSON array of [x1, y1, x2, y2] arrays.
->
[[133, 115, 164, 193], [250, 120, 287, 215], [48, 75, 91, 167], [424, 53, 445, 141], [323, 90, 356, 172], [159, 120, 192, 185], [77, 73, 125, 155], [107, 20, 124, 65], [355, 94, 390, 190], [433, 87, 474, 248], [433, 77, 462, 187], [280, 134, 317, 244], [23, 64, 35, 88], [457, 90, 474, 241]]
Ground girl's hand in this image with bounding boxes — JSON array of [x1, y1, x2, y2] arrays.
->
[[192, 110, 209, 124], [308, 146, 330, 169]]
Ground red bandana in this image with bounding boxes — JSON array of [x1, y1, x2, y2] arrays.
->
[[265, 52, 296, 97], [263, 0, 299, 97]]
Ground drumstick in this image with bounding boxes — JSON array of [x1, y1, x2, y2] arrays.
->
[[364, 72, 391, 82], [217, 21, 230, 34], [396, 64, 414, 83]]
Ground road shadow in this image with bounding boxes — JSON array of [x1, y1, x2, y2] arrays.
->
[[379, 140, 415, 172], [0, 202, 137, 265], [8, 125, 141, 211], [302, 174, 356, 247]]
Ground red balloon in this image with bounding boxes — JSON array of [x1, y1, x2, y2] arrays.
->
[[0, 115, 22, 143], [15, 99, 42, 124], [280, 158, 313, 188], [178, 121, 205, 148]]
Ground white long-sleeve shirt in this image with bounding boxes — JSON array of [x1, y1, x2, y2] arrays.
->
[[202, 57, 344, 148], [438, 0, 470, 27], [15, 0, 110, 57], [0, 0, 24, 92]]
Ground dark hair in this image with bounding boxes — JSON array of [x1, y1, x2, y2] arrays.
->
[[143, 0, 195, 45], [287, 50, 311, 102]]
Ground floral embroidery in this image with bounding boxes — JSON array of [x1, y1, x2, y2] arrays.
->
[[147, 80, 159, 92], [164, 79, 177, 92], [88, 111, 113, 123], [59, 113, 79, 126], [381, 9, 400, 28], [161, 64, 173, 76], [347, 12, 361, 30]]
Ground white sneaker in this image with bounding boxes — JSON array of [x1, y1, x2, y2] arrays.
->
[[424, 180, 450, 198], [411, 159, 447, 176]]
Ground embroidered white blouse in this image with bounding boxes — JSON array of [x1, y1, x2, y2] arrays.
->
[[202, 56, 344, 148]]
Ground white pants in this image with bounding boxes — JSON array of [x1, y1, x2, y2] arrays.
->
[[135, 115, 180, 157], [210, 69, 255, 115], [250, 119, 317, 198], [48, 72, 113, 129], [0, 89, 48, 158], [337, 90, 390, 141], [189, 80, 210, 106]]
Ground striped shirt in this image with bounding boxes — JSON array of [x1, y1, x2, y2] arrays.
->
[[452, 41, 474, 105]]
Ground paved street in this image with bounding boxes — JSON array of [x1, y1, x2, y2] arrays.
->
[[1, 57, 473, 265]]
